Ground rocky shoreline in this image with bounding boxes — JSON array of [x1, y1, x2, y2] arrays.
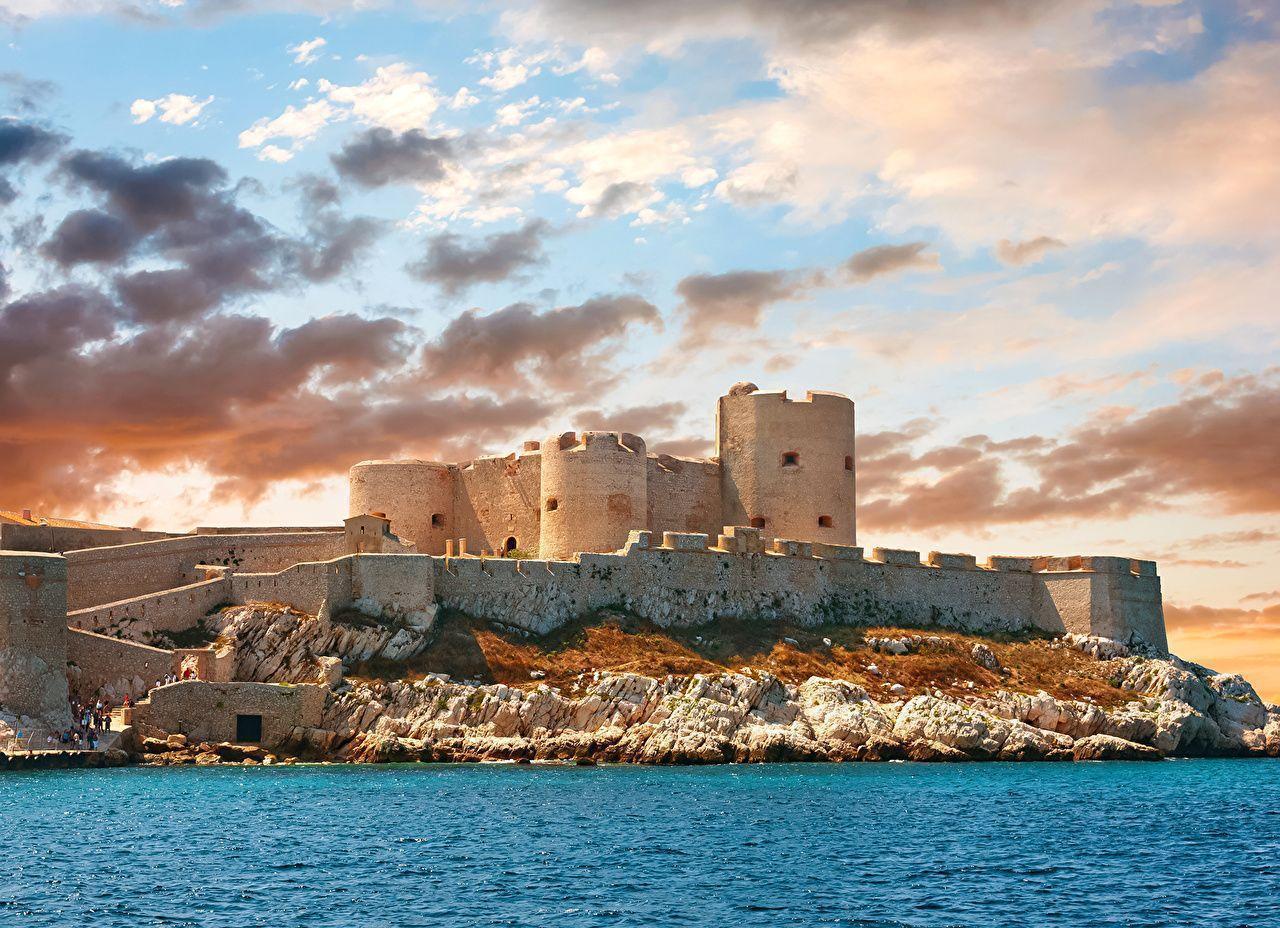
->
[[131, 628, 1280, 767], [12, 603, 1278, 769]]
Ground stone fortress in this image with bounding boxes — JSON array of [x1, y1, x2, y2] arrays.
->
[[350, 382, 858, 560], [0, 383, 1168, 753]]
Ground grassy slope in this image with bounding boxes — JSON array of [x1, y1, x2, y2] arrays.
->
[[350, 610, 1134, 709]]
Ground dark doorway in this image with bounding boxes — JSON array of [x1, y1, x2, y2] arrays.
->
[[236, 714, 263, 743], [505, 536, 518, 553]]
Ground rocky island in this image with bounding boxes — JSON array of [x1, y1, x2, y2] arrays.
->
[[2, 383, 1276, 769]]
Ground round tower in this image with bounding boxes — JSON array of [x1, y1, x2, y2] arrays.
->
[[716, 382, 856, 546], [348, 460, 454, 554], [538, 431, 648, 560]]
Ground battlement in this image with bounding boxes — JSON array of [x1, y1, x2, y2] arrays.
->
[[548, 430, 646, 454]]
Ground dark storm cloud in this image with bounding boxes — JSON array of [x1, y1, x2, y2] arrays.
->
[[407, 219, 550, 296], [331, 128, 456, 188], [41, 209, 140, 266], [0, 118, 66, 204]]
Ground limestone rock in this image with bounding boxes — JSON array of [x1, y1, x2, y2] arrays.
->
[[1072, 734, 1162, 761], [971, 643, 1004, 674]]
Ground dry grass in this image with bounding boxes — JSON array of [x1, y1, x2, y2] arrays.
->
[[348, 610, 1133, 708]]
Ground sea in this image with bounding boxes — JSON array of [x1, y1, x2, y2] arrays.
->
[[1, 760, 1277, 927]]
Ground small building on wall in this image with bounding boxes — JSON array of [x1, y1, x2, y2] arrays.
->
[[343, 513, 417, 555]]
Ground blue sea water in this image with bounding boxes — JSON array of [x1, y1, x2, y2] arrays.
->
[[1, 760, 1278, 927]]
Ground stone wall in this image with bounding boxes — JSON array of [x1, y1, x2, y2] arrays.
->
[[230, 553, 434, 621], [67, 576, 233, 636], [131, 680, 326, 747], [0, 551, 71, 726], [0, 523, 170, 554], [64, 532, 346, 610], [453, 451, 542, 556], [432, 531, 1168, 651], [66, 628, 177, 702], [646, 455, 723, 537]]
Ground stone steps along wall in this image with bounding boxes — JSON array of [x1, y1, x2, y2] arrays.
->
[[66, 628, 179, 702], [64, 531, 347, 611], [66, 576, 233, 637], [432, 529, 1166, 650]]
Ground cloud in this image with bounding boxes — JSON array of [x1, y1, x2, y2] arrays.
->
[[571, 400, 688, 436], [288, 36, 327, 66], [406, 218, 550, 295], [506, 0, 1068, 56], [0, 72, 57, 113], [1242, 591, 1280, 604], [0, 118, 65, 202], [713, 161, 797, 206], [674, 268, 815, 349], [996, 235, 1065, 266], [330, 127, 456, 187], [130, 93, 213, 126], [419, 294, 660, 395], [319, 63, 440, 133], [238, 100, 338, 160], [40, 209, 139, 266], [37, 147, 379, 322], [1164, 601, 1280, 702], [844, 241, 939, 281], [857, 369, 1280, 532], [575, 180, 660, 218], [240, 63, 441, 161]]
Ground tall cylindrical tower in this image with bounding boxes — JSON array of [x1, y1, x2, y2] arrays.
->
[[348, 460, 455, 554], [717, 382, 856, 546], [538, 431, 648, 560]]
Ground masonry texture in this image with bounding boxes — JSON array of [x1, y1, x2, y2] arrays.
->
[[0, 552, 71, 726], [349, 383, 858, 560]]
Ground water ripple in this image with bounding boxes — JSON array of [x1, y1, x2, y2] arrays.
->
[[0, 761, 1277, 927]]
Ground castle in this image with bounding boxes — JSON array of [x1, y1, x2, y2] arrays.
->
[[0, 382, 1168, 750], [349, 383, 857, 560]]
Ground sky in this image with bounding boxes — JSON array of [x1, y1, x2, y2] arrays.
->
[[1, 0, 1277, 696]]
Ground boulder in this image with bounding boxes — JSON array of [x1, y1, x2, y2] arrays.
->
[[1072, 734, 1162, 761], [971, 643, 1004, 675]]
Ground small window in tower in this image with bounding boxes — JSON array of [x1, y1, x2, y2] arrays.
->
[[546, 498, 558, 511], [844, 455, 854, 471], [431, 513, 444, 527], [750, 516, 767, 529], [782, 451, 800, 467], [818, 515, 833, 528]]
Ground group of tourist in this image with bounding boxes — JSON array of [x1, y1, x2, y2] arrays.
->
[[43, 698, 115, 751], [153, 668, 196, 690]]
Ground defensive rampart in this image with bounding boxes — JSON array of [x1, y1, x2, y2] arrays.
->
[[66, 628, 178, 701], [432, 530, 1166, 651], [64, 531, 346, 610]]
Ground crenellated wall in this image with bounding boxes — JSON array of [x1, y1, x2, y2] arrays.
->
[[539, 431, 648, 560], [646, 454, 723, 537], [431, 531, 1167, 652]]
